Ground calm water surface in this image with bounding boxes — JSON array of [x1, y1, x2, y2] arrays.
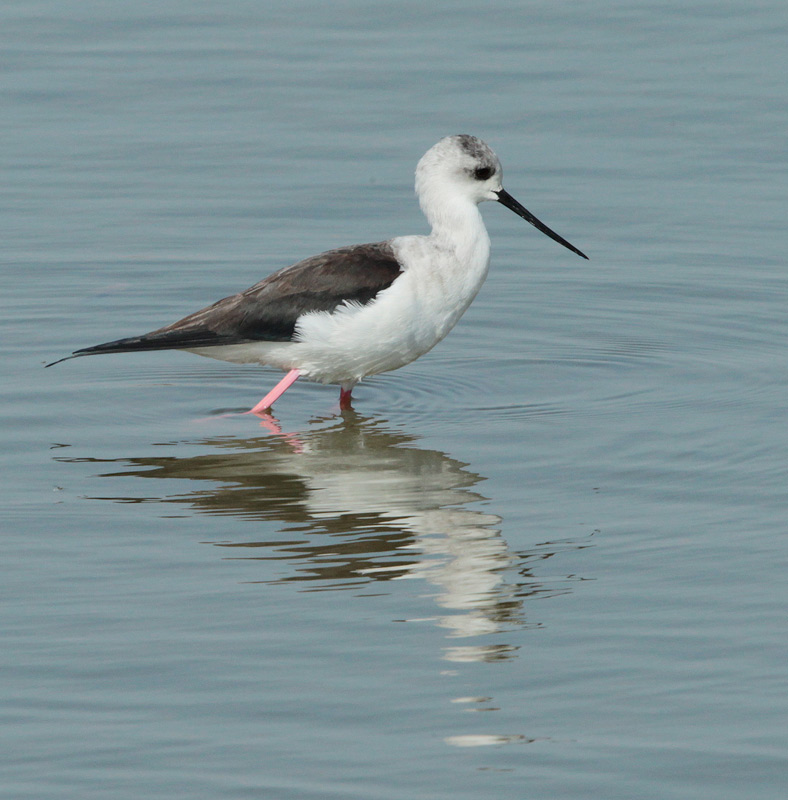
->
[[2, 2, 787, 798]]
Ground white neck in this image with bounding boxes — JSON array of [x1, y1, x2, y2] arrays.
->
[[421, 190, 491, 268]]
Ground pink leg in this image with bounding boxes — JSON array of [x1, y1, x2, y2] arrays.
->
[[339, 386, 353, 410], [247, 369, 301, 415]]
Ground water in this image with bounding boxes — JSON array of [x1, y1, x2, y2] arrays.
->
[[2, 2, 787, 798]]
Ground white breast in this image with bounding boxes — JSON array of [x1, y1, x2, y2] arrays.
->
[[282, 230, 490, 385]]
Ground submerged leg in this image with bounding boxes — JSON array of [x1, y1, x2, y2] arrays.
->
[[247, 369, 301, 415], [339, 386, 353, 410]]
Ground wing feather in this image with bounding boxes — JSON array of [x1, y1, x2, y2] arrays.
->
[[48, 242, 402, 365]]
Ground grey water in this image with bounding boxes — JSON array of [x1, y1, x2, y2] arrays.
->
[[2, 2, 787, 798]]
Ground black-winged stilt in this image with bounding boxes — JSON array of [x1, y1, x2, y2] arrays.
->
[[48, 135, 587, 413]]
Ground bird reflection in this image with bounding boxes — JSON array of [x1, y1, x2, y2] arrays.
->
[[58, 411, 591, 655]]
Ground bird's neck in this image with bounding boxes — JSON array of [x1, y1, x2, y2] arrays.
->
[[423, 193, 491, 266]]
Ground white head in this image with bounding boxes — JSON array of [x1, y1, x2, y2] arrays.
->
[[415, 134, 503, 208], [415, 135, 588, 259]]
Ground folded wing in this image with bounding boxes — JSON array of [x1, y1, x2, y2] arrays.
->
[[47, 242, 402, 366]]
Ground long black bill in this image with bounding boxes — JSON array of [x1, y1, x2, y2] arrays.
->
[[496, 189, 588, 260]]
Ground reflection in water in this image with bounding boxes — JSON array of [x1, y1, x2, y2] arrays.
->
[[58, 412, 592, 656], [444, 734, 533, 747], [58, 412, 594, 749]]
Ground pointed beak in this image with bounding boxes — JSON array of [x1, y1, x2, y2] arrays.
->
[[496, 189, 588, 260]]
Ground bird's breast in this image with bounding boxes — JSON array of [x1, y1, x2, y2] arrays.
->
[[390, 232, 492, 331]]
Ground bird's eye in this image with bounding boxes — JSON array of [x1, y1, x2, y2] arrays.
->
[[473, 166, 494, 181]]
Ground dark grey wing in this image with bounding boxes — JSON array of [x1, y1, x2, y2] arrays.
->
[[46, 242, 402, 366]]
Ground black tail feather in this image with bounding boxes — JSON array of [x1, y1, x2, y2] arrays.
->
[[73, 335, 196, 356], [45, 328, 251, 368]]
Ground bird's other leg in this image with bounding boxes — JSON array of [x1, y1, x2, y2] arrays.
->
[[247, 369, 301, 415]]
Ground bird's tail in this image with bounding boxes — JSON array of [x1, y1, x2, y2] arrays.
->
[[44, 326, 245, 368], [45, 332, 200, 368]]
